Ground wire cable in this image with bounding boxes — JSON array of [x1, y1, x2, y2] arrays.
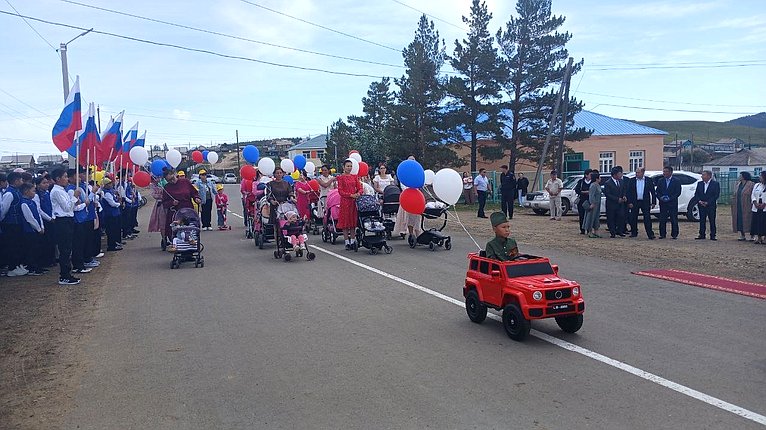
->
[[577, 90, 766, 109], [389, 0, 467, 31], [591, 103, 757, 115], [4, 0, 56, 50], [0, 87, 53, 116]]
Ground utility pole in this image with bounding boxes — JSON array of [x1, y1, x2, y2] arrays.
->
[[96, 104, 101, 134], [60, 43, 70, 102], [555, 57, 574, 175], [235, 130, 241, 172]]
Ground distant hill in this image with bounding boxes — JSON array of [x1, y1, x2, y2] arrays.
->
[[637, 119, 766, 146], [727, 112, 766, 129]]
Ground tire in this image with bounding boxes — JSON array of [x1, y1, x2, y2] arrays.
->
[[532, 208, 548, 215], [429, 242, 436, 251], [444, 239, 452, 250], [370, 248, 378, 255], [686, 204, 700, 221], [502, 303, 531, 341], [555, 314, 583, 333], [384, 245, 393, 254], [561, 198, 571, 216], [307, 252, 316, 261], [465, 290, 487, 323]]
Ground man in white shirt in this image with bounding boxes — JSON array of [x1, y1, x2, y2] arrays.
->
[[627, 167, 656, 239], [545, 170, 564, 220], [473, 169, 491, 218], [50, 168, 81, 285]]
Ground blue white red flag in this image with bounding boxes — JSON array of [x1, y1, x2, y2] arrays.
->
[[101, 111, 124, 161], [51, 76, 82, 152], [121, 122, 139, 153], [134, 131, 146, 148], [68, 102, 101, 166]]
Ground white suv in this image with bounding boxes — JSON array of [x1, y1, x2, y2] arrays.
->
[[523, 175, 579, 216]]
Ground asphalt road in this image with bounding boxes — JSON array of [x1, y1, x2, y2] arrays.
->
[[65, 185, 765, 429]]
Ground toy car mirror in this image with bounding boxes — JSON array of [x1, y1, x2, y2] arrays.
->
[[491, 270, 501, 278]]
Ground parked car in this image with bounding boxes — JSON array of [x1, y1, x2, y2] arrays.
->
[[223, 173, 237, 184], [523, 175, 579, 216], [190, 173, 221, 185]]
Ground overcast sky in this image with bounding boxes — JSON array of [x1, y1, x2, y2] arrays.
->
[[0, 0, 764, 157]]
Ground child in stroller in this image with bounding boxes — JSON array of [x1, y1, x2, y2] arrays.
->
[[321, 189, 341, 244], [273, 202, 316, 262], [354, 194, 393, 255], [168, 208, 204, 268], [381, 184, 400, 239]]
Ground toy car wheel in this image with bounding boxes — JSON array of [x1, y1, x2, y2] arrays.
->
[[465, 290, 487, 323], [384, 245, 393, 254], [444, 239, 452, 250], [429, 242, 436, 251], [555, 314, 583, 333], [502, 303, 531, 341]]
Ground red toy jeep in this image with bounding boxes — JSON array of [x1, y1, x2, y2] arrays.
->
[[463, 252, 585, 341]]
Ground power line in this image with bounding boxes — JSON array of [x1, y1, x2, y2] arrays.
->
[[590, 59, 765, 67], [586, 63, 765, 71], [59, 0, 405, 69], [0, 87, 52, 116], [0, 10, 388, 79], [389, 0, 467, 31], [3, 0, 56, 50], [239, 0, 401, 52], [99, 109, 327, 132], [591, 103, 757, 115], [577, 90, 766, 109]]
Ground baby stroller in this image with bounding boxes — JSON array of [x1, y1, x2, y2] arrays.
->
[[273, 202, 316, 262], [381, 185, 400, 239], [307, 190, 322, 235], [410, 201, 452, 251], [169, 208, 204, 269], [354, 194, 393, 255], [244, 194, 256, 239], [253, 194, 275, 249], [321, 189, 341, 244]]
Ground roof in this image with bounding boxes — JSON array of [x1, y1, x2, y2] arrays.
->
[[705, 148, 766, 166], [714, 138, 745, 145], [289, 134, 327, 151], [37, 154, 65, 163], [573, 110, 667, 136], [0, 154, 35, 163]]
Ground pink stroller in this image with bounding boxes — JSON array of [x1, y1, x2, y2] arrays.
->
[[321, 189, 341, 245]]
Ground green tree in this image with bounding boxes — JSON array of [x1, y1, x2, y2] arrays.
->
[[324, 119, 356, 169], [496, 0, 589, 170], [348, 78, 395, 169], [445, 0, 504, 172]]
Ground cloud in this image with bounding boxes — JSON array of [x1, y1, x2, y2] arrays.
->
[[602, 1, 723, 18], [173, 109, 192, 121]]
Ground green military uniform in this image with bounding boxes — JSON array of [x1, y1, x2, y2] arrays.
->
[[485, 212, 518, 261]]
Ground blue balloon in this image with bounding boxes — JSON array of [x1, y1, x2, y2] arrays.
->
[[284, 176, 294, 185], [293, 154, 307, 170], [202, 150, 209, 161], [243, 145, 260, 163], [151, 159, 166, 176], [163, 160, 172, 169], [396, 160, 425, 188]]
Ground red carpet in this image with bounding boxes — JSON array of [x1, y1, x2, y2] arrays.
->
[[633, 269, 766, 300]]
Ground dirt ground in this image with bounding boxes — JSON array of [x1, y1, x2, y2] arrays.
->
[[453, 202, 766, 284]]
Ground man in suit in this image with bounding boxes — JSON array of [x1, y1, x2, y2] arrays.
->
[[693, 170, 720, 240], [603, 166, 627, 238], [655, 165, 682, 239], [626, 167, 656, 239]]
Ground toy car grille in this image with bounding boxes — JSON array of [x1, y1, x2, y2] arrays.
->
[[545, 288, 572, 301]]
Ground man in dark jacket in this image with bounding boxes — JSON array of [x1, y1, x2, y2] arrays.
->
[[574, 169, 594, 234], [692, 170, 720, 240], [655, 166, 682, 239], [516, 173, 529, 206], [499, 165, 516, 219], [626, 167, 656, 239], [603, 166, 627, 238]]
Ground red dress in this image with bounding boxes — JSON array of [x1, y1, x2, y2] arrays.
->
[[336, 174, 362, 229]]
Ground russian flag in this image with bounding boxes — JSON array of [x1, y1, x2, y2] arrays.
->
[[68, 102, 101, 166], [52, 76, 82, 153], [101, 111, 124, 161], [134, 131, 146, 148], [121, 122, 139, 153]]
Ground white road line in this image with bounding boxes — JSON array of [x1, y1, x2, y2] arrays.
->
[[310, 244, 766, 427], [228, 211, 244, 219]]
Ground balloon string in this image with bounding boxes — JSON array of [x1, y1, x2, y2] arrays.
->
[[421, 186, 482, 251]]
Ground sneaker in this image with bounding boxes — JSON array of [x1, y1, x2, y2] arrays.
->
[[84, 261, 100, 268], [72, 267, 93, 274], [59, 277, 81, 285], [7, 266, 29, 277], [27, 270, 45, 276], [131, 229, 140, 234], [95, 252, 105, 258]]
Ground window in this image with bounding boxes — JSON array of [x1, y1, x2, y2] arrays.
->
[[629, 150, 644, 172], [673, 174, 697, 185], [316, 150, 324, 159], [599, 152, 614, 173], [302, 151, 311, 158], [755, 168, 762, 175], [478, 261, 489, 274], [729, 167, 738, 172], [506, 262, 555, 278]]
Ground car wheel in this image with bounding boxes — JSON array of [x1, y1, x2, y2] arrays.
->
[[465, 290, 487, 323], [561, 198, 571, 216], [555, 314, 583, 333], [502, 303, 531, 341], [532, 208, 548, 215], [686, 204, 700, 221]]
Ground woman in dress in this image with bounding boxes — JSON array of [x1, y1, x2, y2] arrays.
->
[[373, 164, 394, 194], [583, 170, 602, 238], [316, 164, 336, 216], [462, 171, 475, 205], [148, 176, 167, 247], [294, 169, 312, 219], [336, 159, 363, 249], [160, 168, 200, 241], [751, 171, 766, 244], [731, 172, 754, 241]]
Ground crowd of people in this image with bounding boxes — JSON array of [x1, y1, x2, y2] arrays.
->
[[0, 167, 142, 285]]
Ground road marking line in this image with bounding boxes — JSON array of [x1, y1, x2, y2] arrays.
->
[[228, 211, 244, 219], [310, 244, 766, 426]]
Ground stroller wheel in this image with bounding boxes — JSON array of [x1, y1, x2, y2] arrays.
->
[[296, 249, 303, 258], [307, 252, 316, 261], [370, 248, 378, 255], [445, 239, 452, 250], [284, 253, 292, 262], [384, 245, 393, 254], [274, 250, 280, 259], [170, 258, 177, 269], [258, 234, 265, 249], [408, 235, 416, 248], [331, 235, 337, 245], [429, 242, 436, 251]]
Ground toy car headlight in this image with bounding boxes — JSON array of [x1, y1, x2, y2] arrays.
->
[[572, 287, 579, 296], [533, 291, 543, 301]]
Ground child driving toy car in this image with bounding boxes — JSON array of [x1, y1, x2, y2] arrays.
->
[[485, 212, 519, 261]]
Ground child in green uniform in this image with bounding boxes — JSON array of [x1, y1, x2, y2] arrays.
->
[[485, 212, 519, 261]]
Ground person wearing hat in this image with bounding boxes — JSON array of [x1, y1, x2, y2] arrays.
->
[[177, 171, 186, 178], [545, 170, 564, 220], [485, 212, 519, 261], [214, 183, 230, 230], [196, 169, 217, 231]]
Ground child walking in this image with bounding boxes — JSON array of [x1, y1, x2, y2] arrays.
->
[[215, 184, 230, 230]]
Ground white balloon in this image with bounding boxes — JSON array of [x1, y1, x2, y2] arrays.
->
[[349, 152, 362, 163], [166, 149, 182, 168], [259, 176, 272, 184], [207, 151, 219, 164], [305, 161, 316, 174], [424, 169, 435, 186], [433, 168, 462, 205], [346, 158, 359, 175], [258, 157, 275, 176], [129, 146, 148, 166], [280, 158, 295, 173]]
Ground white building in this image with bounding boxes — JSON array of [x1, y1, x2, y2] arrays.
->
[[703, 148, 766, 177], [287, 135, 327, 168]]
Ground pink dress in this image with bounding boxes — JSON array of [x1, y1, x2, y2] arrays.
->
[[294, 180, 311, 219]]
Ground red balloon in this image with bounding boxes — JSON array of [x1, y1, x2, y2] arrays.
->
[[308, 179, 320, 192], [358, 161, 369, 177], [240, 165, 256, 181], [349, 150, 359, 155], [192, 150, 204, 164], [133, 171, 151, 187], [400, 188, 425, 215], [241, 178, 253, 192]]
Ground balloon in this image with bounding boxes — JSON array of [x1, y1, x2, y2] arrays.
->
[[305, 161, 316, 175], [400, 188, 426, 215], [202, 150, 209, 161], [280, 158, 295, 174], [284, 175, 294, 185], [397, 159, 425, 188], [163, 159, 172, 170], [151, 159, 167, 176], [243, 145, 260, 163], [240, 165, 256, 181], [133, 171, 151, 187], [191, 150, 204, 164], [94, 171, 105, 182], [330, 168, 336, 174], [258, 158, 275, 176], [242, 178, 253, 192], [207, 151, 219, 164], [308, 179, 320, 192], [259, 176, 272, 184], [293, 154, 307, 170], [129, 146, 149, 166], [291, 170, 300, 180], [424, 169, 435, 186], [167, 149, 183, 168], [433, 168, 463, 205], [358, 161, 369, 177], [349, 152, 362, 163]]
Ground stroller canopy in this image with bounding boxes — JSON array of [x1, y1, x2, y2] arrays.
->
[[173, 207, 201, 227], [382, 185, 401, 203]]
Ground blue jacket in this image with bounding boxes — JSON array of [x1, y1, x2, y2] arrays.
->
[[21, 197, 41, 233], [66, 184, 89, 224], [1, 185, 21, 224], [37, 190, 53, 219]]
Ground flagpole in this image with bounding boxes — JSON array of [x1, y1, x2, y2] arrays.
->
[[75, 137, 80, 189]]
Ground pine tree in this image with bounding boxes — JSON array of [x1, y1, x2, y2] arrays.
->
[[496, 0, 589, 171], [445, 0, 503, 173], [348, 78, 395, 169]]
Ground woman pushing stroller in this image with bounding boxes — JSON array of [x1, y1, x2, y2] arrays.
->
[[160, 168, 201, 242]]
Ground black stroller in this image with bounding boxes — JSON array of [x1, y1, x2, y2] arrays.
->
[[353, 194, 393, 255], [409, 202, 452, 251], [381, 185, 400, 239], [168, 208, 205, 268], [253, 195, 276, 249]]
